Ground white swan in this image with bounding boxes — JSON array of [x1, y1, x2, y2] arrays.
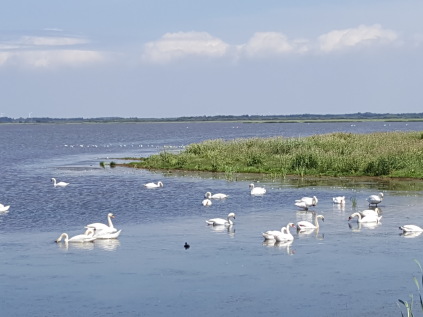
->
[[144, 181, 163, 188], [202, 198, 212, 206], [348, 212, 382, 223], [205, 191, 229, 199], [294, 200, 309, 210], [0, 203, 10, 212], [86, 213, 117, 233], [367, 192, 383, 206], [94, 229, 122, 239], [55, 229, 96, 243], [359, 208, 381, 217], [332, 196, 345, 204], [297, 214, 325, 231], [249, 183, 266, 195], [51, 178, 69, 187], [206, 212, 235, 226], [399, 225, 423, 233], [262, 223, 295, 241], [274, 223, 295, 242], [295, 196, 318, 207]]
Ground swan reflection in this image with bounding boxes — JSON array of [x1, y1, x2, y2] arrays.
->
[[56, 241, 95, 251], [348, 222, 381, 232], [400, 231, 423, 239], [95, 239, 121, 251], [275, 240, 295, 255], [262, 240, 295, 255], [297, 228, 325, 240], [208, 224, 235, 236], [333, 203, 345, 212]]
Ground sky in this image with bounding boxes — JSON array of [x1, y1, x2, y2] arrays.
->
[[0, 0, 422, 118]]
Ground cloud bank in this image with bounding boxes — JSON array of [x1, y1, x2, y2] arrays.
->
[[0, 24, 402, 68], [142, 24, 399, 63], [0, 35, 106, 68]]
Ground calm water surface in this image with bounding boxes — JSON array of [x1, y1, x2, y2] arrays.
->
[[1, 122, 423, 316]]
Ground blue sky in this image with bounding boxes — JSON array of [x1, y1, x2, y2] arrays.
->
[[1, 1, 422, 118]]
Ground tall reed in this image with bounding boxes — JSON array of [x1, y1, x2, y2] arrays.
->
[[127, 132, 423, 178]]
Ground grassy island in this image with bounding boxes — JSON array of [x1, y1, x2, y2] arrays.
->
[[125, 131, 423, 179]]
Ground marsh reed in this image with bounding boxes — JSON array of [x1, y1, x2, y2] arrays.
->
[[128, 131, 423, 178]]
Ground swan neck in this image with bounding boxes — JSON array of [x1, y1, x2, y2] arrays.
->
[[108, 216, 114, 228]]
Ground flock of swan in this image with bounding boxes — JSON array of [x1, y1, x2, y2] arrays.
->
[[55, 212, 122, 244], [2, 177, 420, 249], [199, 187, 423, 243]]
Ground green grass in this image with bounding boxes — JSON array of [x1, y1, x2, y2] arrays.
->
[[125, 131, 423, 178]]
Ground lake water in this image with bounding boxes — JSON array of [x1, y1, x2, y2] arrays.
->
[[1, 121, 423, 316]]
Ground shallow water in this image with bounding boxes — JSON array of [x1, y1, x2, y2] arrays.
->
[[1, 122, 423, 316]]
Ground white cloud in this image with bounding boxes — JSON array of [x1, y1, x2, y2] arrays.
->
[[240, 32, 294, 57], [19, 36, 89, 46], [318, 24, 398, 52], [0, 35, 106, 68], [142, 31, 229, 63], [0, 50, 106, 68]]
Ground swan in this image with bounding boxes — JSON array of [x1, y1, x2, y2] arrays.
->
[[86, 213, 117, 233], [367, 192, 384, 206], [359, 208, 381, 217], [94, 229, 122, 239], [55, 229, 96, 243], [295, 196, 318, 207], [202, 198, 212, 206], [249, 183, 266, 195], [51, 178, 69, 187], [348, 212, 382, 223], [332, 196, 345, 204], [274, 223, 295, 242], [294, 200, 309, 210], [0, 203, 10, 212], [205, 192, 229, 199], [399, 225, 423, 233], [297, 214, 325, 231], [144, 181, 163, 188], [206, 212, 235, 226], [262, 223, 295, 241]]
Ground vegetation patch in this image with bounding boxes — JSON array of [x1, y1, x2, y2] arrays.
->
[[124, 131, 423, 179]]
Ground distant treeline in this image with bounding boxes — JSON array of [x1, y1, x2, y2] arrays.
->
[[1, 112, 423, 124]]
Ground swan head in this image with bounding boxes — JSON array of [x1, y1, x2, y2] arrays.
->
[[51, 178, 56, 182], [348, 212, 360, 221], [227, 212, 236, 219], [317, 215, 325, 222], [205, 192, 212, 198], [158, 181, 164, 187], [84, 228, 96, 236], [249, 183, 254, 189], [107, 213, 115, 218], [55, 233, 68, 243]]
